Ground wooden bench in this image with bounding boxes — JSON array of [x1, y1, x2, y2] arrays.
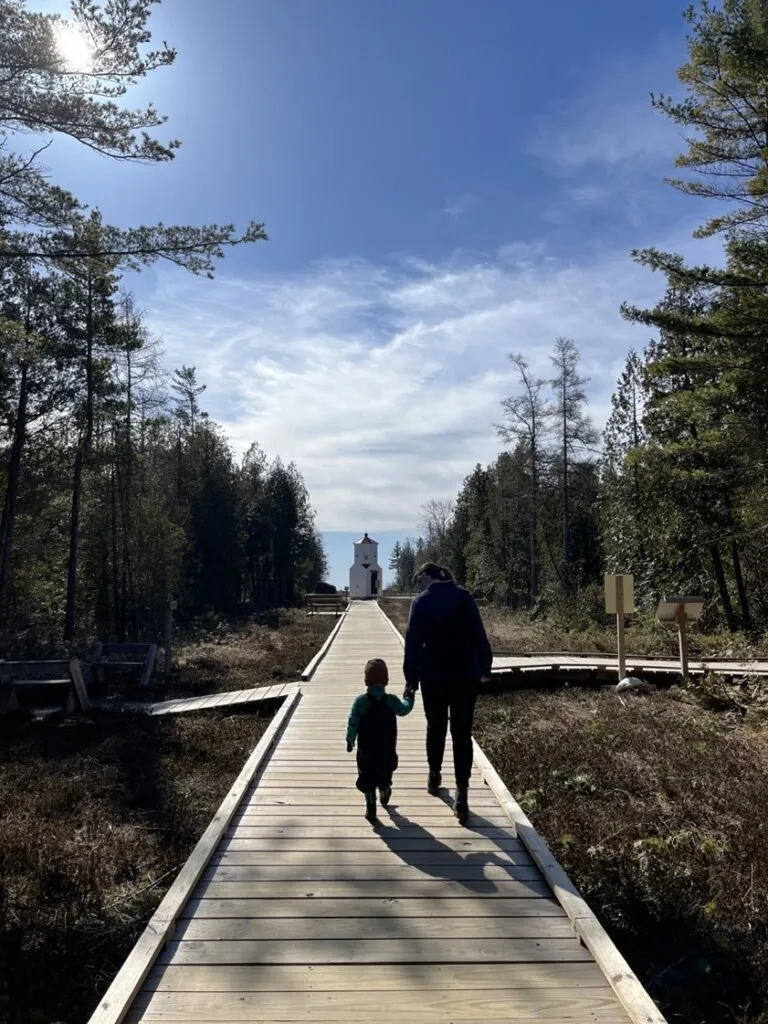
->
[[0, 658, 90, 718], [306, 594, 347, 615], [89, 642, 158, 689]]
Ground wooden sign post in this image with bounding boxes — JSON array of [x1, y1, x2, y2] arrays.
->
[[655, 596, 704, 680], [604, 574, 635, 680]]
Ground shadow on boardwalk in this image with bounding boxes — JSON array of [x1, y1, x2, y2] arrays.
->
[[370, 802, 536, 895]]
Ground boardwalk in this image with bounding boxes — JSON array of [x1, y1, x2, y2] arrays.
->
[[98, 602, 661, 1024], [96, 682, 298, 717], [492, 653, 768, 679]]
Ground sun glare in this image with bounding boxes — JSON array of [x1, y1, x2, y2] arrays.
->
[[54, 22, 94, 73]]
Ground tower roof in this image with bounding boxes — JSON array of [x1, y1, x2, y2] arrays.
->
[[355, 532, 377, 544]]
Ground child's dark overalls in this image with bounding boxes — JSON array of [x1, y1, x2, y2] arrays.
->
[[355, 688, 399, 793]]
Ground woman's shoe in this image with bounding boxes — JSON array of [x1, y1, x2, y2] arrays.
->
[[454, 787, 469, 826], [365, 792, 377, 820]]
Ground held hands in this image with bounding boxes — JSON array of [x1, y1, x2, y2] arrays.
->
[[403, 687, 416, 703]]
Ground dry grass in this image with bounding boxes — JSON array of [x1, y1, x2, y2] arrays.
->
[[379, 597, 766, 660], [474, 689, 768, 1024], [0, 709, 274, 1024]]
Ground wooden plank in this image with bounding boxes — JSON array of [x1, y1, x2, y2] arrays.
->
[[213, 850, 534, 867], [225, 827, 521, 840], [300, 610, 347, 681], [220, 836, 527, 852], [130, 989, 622, 1021], [158, 936, 594, 966], [202, 864, 544, 881], [240, 794, 499, 808], [231, 814, 503, 827], [87, 687, 301, 1024], [175, 915, 575, 941], [179, 896, 564, 919], [194, 879, 554, 899], [145, 961, 612, 992]]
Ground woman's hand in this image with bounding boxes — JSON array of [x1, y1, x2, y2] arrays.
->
[[346, 741, 353, 753]]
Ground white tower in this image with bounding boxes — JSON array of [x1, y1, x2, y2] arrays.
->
[[349, 532, 383, 599]]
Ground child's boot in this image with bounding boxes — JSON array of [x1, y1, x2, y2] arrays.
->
[[454, 786, 469, 826], [379, 785, 392, 807], [365, 792, 377, 820]]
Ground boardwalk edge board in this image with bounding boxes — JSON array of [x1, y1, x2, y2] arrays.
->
[[87, 685, 302, 1024], [375, 600, 668, 1024], [300, 608, 348, 681]]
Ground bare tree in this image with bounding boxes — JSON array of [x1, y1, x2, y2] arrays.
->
[[496, 354, 549, 604], [548, 337, 598, 584], [420, 498, 454, 562]]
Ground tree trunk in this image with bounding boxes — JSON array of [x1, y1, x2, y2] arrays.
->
[[711, 543, 737, 632], [730, 541, 751, 628], [64, 271, 95, 642], [529, 456, 538, 605], [0, 362, 29, 620], [110, 461, 123, 639], [561, 379, 570, 582], [64, 449, 84, 641]]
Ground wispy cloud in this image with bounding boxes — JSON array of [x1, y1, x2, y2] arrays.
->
[[528, 37, 686, 179], [147, 222, 719, 532], [443, 195, 478, 219]]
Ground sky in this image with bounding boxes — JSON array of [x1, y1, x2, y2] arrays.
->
[[29, 0, 724, 586]]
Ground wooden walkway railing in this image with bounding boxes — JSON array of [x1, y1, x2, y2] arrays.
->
[[90, 601, 665, 1024]]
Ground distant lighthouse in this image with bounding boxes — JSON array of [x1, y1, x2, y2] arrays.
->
[[349, 532, 382, 599]]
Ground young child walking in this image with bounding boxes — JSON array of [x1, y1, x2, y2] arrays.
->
[[346, 658, 414, 820]]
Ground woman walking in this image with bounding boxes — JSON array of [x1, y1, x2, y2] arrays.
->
[[402, 563, 492, 825]]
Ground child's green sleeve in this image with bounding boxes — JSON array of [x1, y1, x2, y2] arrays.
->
[[386, 693, 414, 717], [346, 695, 366, 746]]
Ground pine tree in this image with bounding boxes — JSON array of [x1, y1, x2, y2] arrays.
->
[[599, 350, 650, 585]]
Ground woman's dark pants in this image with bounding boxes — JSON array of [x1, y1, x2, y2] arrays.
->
[[420, 680, 477, 788]]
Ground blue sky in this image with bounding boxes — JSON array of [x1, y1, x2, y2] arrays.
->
[[30, 0, 724, 585]]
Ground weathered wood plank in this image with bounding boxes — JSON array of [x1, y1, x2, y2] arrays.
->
[[144, 962, 612, 992], [224, 823, 524, 839], [193, 879, 554, 900], [178, 896, 564, 919], [157, 936, 594, 966], [212, 850, 534, 867], [175, 915, 575, 941], [129, 989, 621, 1021]]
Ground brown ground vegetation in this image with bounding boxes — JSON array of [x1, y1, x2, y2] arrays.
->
[[0, 609, 336, 1024], [474, 690, 768, 1024], [379, 596, 765, 660]]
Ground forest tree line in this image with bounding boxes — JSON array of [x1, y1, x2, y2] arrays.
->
[[0, 2, 325, 644], [391, 0, 768, 631]]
